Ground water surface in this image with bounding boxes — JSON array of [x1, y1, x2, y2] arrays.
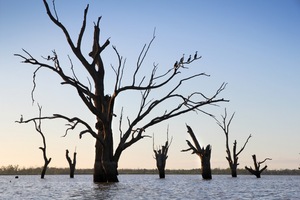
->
[[1, 175, 299, 199]]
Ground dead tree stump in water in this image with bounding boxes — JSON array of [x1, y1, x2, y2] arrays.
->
[[66, 149, 77, 178], [182, 125, 212, 180], [245, 154, 271, 178], [215, 109, 251, 177], [153, 127, 172, 178], [16, 105, 51, 179]]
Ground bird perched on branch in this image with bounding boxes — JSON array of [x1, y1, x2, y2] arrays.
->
[[174, 61, 178, 69], [194, 51, 198, 59], [179, 54, 185, 64], [187, 55, 191, 63]]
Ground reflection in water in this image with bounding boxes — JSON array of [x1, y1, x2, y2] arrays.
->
[[91, 182, 120, 199]]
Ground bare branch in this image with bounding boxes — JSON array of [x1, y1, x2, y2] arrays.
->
[[236, 134, 252, 156], [31, 66, 42, 104], [258, 158, 272, 166], [119, 107, 124, 141], [181, 140, 198, 154], [77, 4, 89, 49], [17, 113, 103, 145], [52, 0, 59, 20], [133, 29, 156, 86], [43, 0, 97, 80]]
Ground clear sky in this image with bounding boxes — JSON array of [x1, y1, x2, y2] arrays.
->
[[0, 0, 299, 170]]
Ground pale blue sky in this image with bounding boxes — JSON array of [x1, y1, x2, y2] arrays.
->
[[0, 0, 299, 170]]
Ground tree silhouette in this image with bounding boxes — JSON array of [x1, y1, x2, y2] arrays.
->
[[153, 126, 172, 178], [16, 104, 51, 179], [245, 154, 271, 178], [15, 0, 227, 182], [215, 109, 251, 177], [182, 125, 212, 179], [66, 149, 76, 178]]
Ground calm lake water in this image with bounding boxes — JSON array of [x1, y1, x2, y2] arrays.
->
[[0, 174, 299, 199]]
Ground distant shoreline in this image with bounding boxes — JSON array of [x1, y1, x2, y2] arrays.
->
[[1, 166, 299, 176]]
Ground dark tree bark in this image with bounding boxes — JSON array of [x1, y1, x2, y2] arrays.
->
[[16, 105, 51, 179], [215, 109, 251, 177], [182, 125, 212, 180], [245, 154, 271, 178], [66, 149, 77, 178], [153, 127, 172, 178], [15, 0, 228, 182]]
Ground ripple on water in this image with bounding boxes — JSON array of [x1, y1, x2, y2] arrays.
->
[[1, 175, 299, 200]]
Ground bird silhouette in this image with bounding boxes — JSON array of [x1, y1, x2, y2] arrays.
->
[[174, 61, 178, 69], [187, 55, 191, 63], [194, 51, 198, 59], [180, 54, 185, 64]]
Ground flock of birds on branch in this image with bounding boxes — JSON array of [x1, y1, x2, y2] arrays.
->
[[174, 51, 202, 71]]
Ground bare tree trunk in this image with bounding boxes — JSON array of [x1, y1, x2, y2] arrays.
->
[[182, 125, 212, 180], [18, 105, 52, 179], [93, 126, 119, 182], [245, 154, 271, 178], [230, 165, 237, 177], [41, 159, 50, 179], [200, 145, 212, 179], [215, 109, 251, 178], [93, 140, 106, 182], [154, 145, 168, 178], [66, 149, 76, 178], [154, 152, 166, 178], [37, 105, 51, 179], [153, 129, 172, 179]]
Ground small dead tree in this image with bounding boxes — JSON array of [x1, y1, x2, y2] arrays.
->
[[245, 154, 272, 178], [66, 149, 77, 178], [182, 125, 212, 180], [16, 105, 51, 179], [153, 126, 172, 179], [215, 109, 251, 177]]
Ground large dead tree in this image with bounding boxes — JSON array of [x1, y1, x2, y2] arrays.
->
[[182, 125, 212, 179], [153, 126, 172, 178], [16, 105, 51, 179], [245, 154, 271, 178], [66, 149, 77, 178], [15, 0, 227, 182], [215, 109, 251, 177]]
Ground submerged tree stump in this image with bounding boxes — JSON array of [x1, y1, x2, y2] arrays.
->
[[66, 149, 77, 178], [245, 154, 271, 178], [215, 109, 251, 178], [182, 125, 212, 180], [153, 128, 172, 179], [154, 148, 167, 178], [16, 104, 51, 179]]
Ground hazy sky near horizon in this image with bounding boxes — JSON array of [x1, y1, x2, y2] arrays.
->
[[0, 1, 299, 170]]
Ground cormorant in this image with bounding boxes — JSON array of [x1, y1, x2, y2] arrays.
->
[[194, 51, 198, 59], [180, 54, 185, 64], [187, 55, 191, 63], [174, 61, 178, 69]]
